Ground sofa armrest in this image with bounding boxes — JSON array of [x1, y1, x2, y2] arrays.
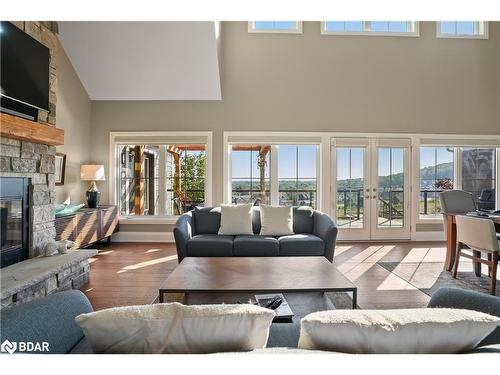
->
[[313, 211, 338, 263], [428, 287, 500, 347], [0, 290, 93, 354], [173, 211, 193, 262]]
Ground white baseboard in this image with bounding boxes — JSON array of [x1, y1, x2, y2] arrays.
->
[[412, 231, 446, 241], [111, 231, 175, 243]]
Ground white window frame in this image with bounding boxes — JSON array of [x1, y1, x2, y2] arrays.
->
[[109, 131, 213, 224], [436, 21, 488, 39], [248, 21, 303, 34], [321, 21, 419, 37], [224, 132, 324, 210], [416, 145, 457, 222], [225, 132, 499, 242], [414, 137, 500, 227]]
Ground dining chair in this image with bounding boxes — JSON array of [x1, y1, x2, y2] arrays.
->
[[454, 215, 500, 295], [439, 190, 476, 215]]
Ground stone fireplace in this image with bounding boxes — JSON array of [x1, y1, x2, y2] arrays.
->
[[0, 21, 96, 308], [0, 138, 57, 260]]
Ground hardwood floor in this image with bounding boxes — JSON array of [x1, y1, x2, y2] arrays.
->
[[81, 241, 490, 310], [82, 242, 178, 310]]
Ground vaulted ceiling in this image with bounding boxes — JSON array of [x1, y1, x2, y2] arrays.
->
[[58, 22, 221, 100]]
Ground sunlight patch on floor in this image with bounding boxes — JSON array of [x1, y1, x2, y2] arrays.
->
[[422, 247, 447, 262], [376, 273, 418, 291], [340, 262, 376, 282], [363, 245, 395, 263], [341, 245, 384, 264], [400, 247, 430, 263], [117, 255, 178, 273], [145, 248, 162, 253], [98, 250, 114, 255], [391, 262, 441, 289], [333, 245, 354, 256], [88, 258, 98, 264]]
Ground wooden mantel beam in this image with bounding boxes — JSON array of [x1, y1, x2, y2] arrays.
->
[[0, 113, 64, 146]]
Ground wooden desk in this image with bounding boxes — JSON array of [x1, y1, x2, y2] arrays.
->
[[444, 213, 500, 274]]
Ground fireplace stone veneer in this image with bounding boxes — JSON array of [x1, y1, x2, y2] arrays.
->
[[0, 136, 56, 258]]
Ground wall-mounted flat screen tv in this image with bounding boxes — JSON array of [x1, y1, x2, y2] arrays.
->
[[0, 21, 50, 112]]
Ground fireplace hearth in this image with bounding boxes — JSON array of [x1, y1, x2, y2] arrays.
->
[[0, 177, 29, 268]]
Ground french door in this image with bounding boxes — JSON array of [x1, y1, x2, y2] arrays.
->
[[332, 138, 411, 241]]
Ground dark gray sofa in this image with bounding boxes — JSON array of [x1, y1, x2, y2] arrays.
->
[[173, 206, 338, 263], [1, 287, 499, 354]]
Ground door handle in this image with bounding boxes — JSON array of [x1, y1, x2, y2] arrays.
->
[[372, 195, 377, 199], [365, 195, 370, 199]]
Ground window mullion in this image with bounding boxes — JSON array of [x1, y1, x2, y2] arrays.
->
[[158, 145, 166, 216], [455, 148, 462, 190], [271, 145, 279, 205], [364, 21, 371, 32]]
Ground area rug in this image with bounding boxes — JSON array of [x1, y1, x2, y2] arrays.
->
[[379, 262, 499, 297]]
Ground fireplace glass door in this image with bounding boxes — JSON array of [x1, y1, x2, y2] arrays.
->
[[0, 199, 23, 251], [0, 176, 29, 268]]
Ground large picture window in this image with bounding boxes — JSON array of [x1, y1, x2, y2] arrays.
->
[[117, 144, 207, 216], [278, 145, 317, 208], [419, 147, 454, 218], [419, 145, 498, 219], [231, 145, 271, 205], [230, 144, 318, 208]]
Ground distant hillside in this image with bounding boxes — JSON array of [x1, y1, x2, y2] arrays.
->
[[337, 162, 453, 189], [232, 162, 454, 190]]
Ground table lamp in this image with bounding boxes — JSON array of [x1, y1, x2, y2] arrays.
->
[[80, 164, 105, 208]]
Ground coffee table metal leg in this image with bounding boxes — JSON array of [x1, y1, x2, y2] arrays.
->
[[159, 290, 164, 303], [352, 289, 357, 309]]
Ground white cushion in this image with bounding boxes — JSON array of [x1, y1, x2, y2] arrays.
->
[[75, 302, 275, 354], [259, 205, 294, 236], [218, 204, 254, 235], [298, 308, 500, 354]]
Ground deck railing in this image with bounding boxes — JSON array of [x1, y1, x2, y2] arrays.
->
[[231, 189, 317, 207], [335, 188, 445, 221]]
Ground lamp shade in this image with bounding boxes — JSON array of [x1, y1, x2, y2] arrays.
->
[[80, 165, 105, 181]]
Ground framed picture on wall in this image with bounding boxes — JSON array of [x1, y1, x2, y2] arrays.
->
[[55, 153, 66, 186]]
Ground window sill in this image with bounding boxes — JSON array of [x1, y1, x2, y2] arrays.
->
[[119, 216, 179, 225]]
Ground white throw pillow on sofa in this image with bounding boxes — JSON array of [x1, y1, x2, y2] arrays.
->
[[75, 302, 275, 354], [218, 203, 254, 235], [298, 308, 500, 354], [259, 205, 294, 236]]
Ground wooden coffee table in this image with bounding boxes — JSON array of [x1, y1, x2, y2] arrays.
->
[[158, 257, 357, 309]]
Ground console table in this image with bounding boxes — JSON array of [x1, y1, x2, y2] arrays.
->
[[55, 205, 119, 248]]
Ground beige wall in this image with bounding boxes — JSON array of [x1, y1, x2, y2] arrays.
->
[[91, 21, 500, 210], [87, 20, 500, 240], [55, 38, 92, 204]]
